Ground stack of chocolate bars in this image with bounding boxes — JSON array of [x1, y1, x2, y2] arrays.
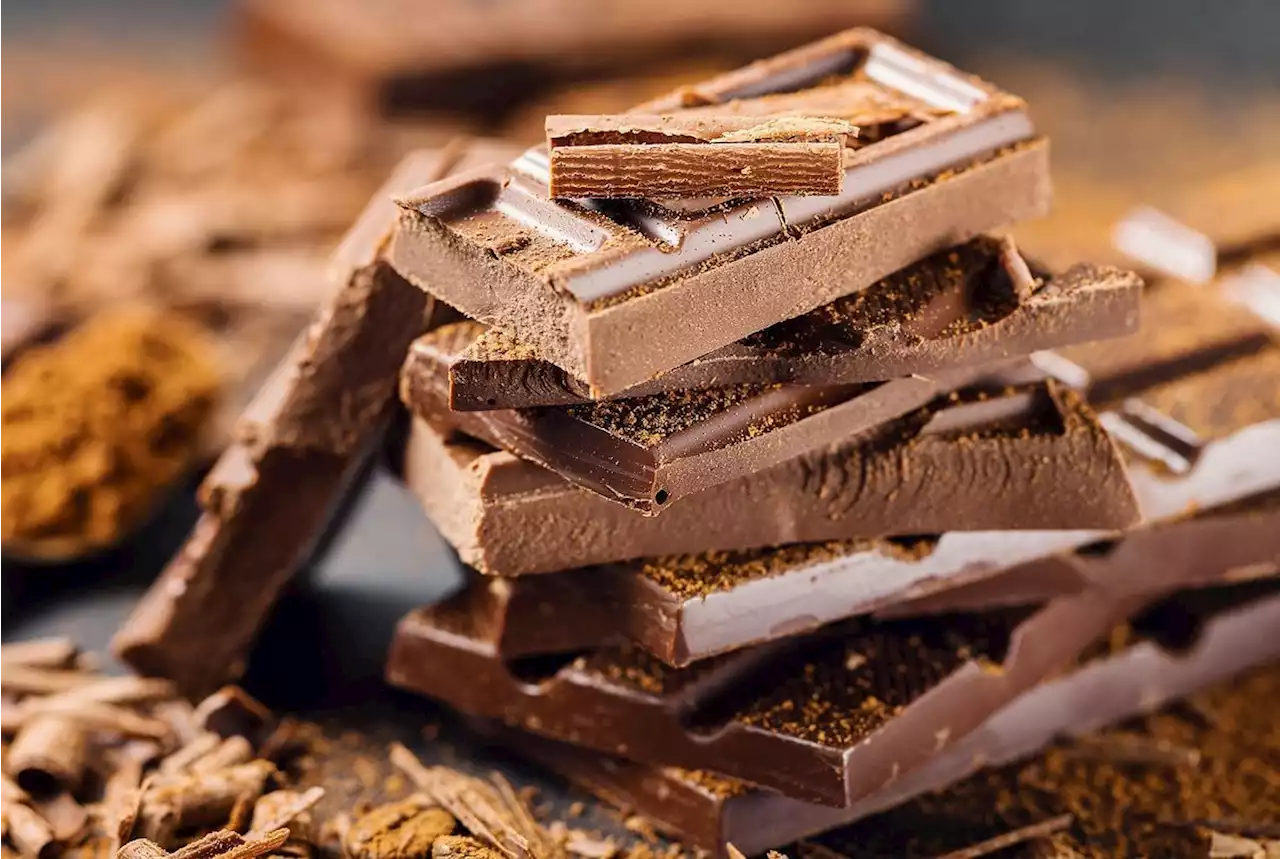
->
[[112, 28, 1280, 855]]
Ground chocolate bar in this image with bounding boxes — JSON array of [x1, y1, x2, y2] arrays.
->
[[388, 588, 1142, 807], [403, 379, 1138, 573], [428, 530, 1106, 666], [110, 142, 519, 695], [236, 0, 915, 114], [546, 113, 851, 198], [446, 238, 1142, 410], [487, 581, 1280, 854], [389, 29, 1049, 396], [403, 321, 1015, 512], [1112, 164, 1280, 284]]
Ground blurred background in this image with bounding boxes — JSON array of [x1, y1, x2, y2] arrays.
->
[[2, 0, 1277, 697]]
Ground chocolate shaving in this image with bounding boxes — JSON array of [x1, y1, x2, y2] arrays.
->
[[247, 787, 324, 836], [932, 814, 1074, 859], [1, 796, 56, 859], [997, 235, 1040, 303], [1063, 732, 1203, 767], [434, 835, 508, 859], [0, 639, 79, 670], [6, 697, 174, 740], [30, 791, 88, 842], [0, 665, 99, 696], [7, 715, 92, 794], [193, 688, 272, 742], [159, 735, 224, 775]]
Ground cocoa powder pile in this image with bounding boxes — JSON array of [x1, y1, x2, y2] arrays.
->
[[1, 309, 220, 558]]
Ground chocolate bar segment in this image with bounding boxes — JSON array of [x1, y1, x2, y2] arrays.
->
[[403, 322, 1008, 512], [388, 590, 1140, 807], [546, 113, 848, 198], [447, 239, 1142, 410], [110, 142, 520, 695], [389, 29, 1049, 396], [403, 380, 1137, 571], [432, 530, 1109, 665], [507, 585, 1280, 854]]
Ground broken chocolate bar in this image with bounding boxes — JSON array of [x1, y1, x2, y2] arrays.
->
[[506, 585, 1280, 854], [426, 530, 1108, 666], [403, 322, 1009, 512], [388, 588, 1142, 807], [446, 238, 1142, 410], [111, 141, 519, 695], [390, 29, 1049, 396], [1112, 164, 1280, 284], [237, 0, 915, 115], [546, 113, 850, 198], [403, 378, 1137, 573]]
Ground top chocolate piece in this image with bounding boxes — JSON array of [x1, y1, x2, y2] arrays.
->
[[389, 28, 1049, 396]]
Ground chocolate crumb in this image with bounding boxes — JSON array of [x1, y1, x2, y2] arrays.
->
[[345, 799, 456, 859]]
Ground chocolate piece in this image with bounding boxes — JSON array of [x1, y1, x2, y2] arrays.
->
[[388, 589, 1141, 807], [883, 492, 1280, 616], [111, 142, 517, 696], [236, 0, 914, 115], [430, 530, 1111, 666], [404, 323, 1008, 512], [403, 378, 1137, 574], [547, 113, 849, 198], [390, 29, 1049, 397], [446, 239, 1142, 410], [1112, 165, 1280, 283], [498, 582, 1280, 854]]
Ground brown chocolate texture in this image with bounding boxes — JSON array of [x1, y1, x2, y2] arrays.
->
[[402, 378, 1139, 575], [387, 588, 1143, 807], [444, 238, 1143, 411], [389, 28, 1050, 396], [111, 142, 519, 696], [403, 319, 1014, 512]]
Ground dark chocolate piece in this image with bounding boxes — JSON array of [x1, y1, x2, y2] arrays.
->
[[388, 589, 1142, 807], [496, 583, 1280, 854], [431, 530, 1110, 666], [546, 113, 851, 199], [111, 142, 519, 695], [446, 238, 1142, 411], [390, 29, 1049, 396], [403, 323, 1013, 512], [403, 379, 1137, 572]]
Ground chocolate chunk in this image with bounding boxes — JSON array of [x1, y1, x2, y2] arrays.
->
[[389, 29, 1048, 397], [493, 583, 1280, 854], [387, 589, 1140, 807], [403, 321, 1010, 512], [111, 141, 517, 696], [547, 113, 848, 198], [402, 379, 1139, 575], [445, 238, 1142, 410], [428, 530, 1109, 666]]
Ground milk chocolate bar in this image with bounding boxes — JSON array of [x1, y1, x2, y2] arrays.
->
[[430, 530, 1107, 666], [403, 323, 1009, 512], [446, 238, 1142, 410], [1112, 164, 1280, 284], [507, 584, 1280, 854], [388, 588, 1141, 807], [390, 29, 1049, 396], [237, 0, 915, 115], [110, 142, 520, 695], [403, 379, 1137, 573]]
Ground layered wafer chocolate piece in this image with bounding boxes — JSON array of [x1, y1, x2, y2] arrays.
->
[[388, 588, 1142, 807], [110, 142, 518, 695], [508, 586, 1280, 854], [390, 29, 1049, 396], [237, 0, 915, 114], [403, 321, 1016, 512], [446, 238, 1142, 410], [1112, 164, 1280, 284], [428, 530, 1107, 666], [403, 379, 1137, 573]]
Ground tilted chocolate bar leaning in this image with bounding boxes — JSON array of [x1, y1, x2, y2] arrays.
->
[[389, 28, 1050, 396], [445, 237, 1142, 410], [111, 141, 519, 695]]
